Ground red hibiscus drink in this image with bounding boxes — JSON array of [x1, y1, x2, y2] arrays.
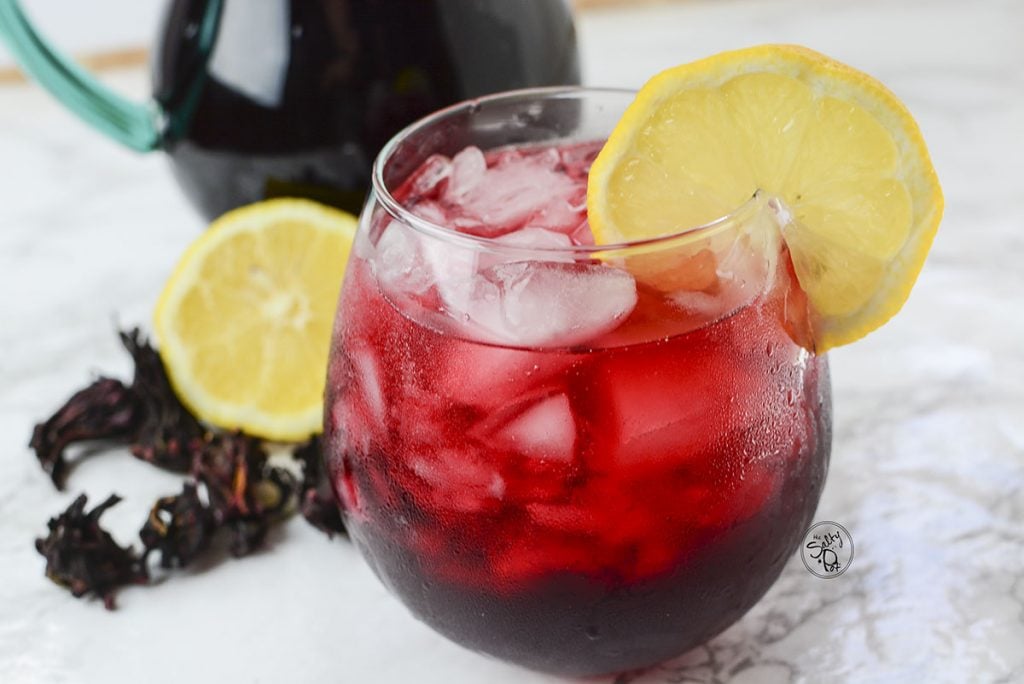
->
[[324, 90, 831, 676]]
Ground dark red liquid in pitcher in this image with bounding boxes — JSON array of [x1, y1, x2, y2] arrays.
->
[[152, 0, 580, 219]]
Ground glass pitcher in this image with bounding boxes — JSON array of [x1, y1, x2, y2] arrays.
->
[[0, 0, 580, 218]]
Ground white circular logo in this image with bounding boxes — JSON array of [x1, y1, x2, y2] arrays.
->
[[801, 521, 854, 578]]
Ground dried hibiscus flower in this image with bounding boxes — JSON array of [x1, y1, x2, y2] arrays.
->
[[31, 329, 345, 609]]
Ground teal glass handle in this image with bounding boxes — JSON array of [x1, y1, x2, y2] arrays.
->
[[0, 0, 160, 151]]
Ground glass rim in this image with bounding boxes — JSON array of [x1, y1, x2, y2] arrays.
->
[[370, 86, 763, 256]]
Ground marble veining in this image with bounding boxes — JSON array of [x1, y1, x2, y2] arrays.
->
[[1, 0, 1022, 682]]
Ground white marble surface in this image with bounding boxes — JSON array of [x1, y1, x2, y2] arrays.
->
[[2, 0, 1023, 682]]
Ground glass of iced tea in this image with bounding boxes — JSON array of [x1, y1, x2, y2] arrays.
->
[[323, 88, 832, 676]]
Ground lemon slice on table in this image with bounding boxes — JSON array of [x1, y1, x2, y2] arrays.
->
[[154, 198, 357, 441], [588, 44, 943, 351]]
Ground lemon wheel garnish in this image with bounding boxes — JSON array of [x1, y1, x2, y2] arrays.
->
[[154, 198, 357, 441], [588, 44, 943, 351]]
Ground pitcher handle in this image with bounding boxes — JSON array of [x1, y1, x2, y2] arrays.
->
[[0, 0, 161, 151]]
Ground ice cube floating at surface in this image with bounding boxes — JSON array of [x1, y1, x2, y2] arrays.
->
[[368, 142, 781, 348]]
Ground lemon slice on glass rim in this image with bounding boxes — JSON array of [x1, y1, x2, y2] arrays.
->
[[154, 198, 357, 441], [587, 44, 943, 352]]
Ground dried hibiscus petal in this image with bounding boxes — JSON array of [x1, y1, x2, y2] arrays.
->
[[35, 494, 147, 610]]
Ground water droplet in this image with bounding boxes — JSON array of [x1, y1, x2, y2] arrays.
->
[[585, 626, 601, 640]]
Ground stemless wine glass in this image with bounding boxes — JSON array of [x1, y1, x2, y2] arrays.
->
[[323, 88, 832, 677]]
